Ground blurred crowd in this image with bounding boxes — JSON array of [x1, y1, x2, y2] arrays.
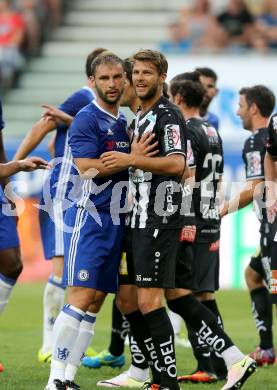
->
[[160, 0, 277, 54], [0, 0, 66, 91]]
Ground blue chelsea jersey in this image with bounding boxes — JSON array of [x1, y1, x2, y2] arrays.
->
[[49, 86, 94, 200], [69, 100, 130, 212], [0, 99, 7, 205], [203, 111, 219, 131]]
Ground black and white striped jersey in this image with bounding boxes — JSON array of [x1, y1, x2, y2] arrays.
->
[[129, 96, 187, 229]]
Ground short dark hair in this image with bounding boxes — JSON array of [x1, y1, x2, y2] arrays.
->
[[90, 52, 124, 77], [123, 58, 134, 84], [195, 67, 218, 82], [171, 80, 205, 108], [171, 71, 200, 84], [85, 48, 107, 77], [133, 49, 168, 74], [162, 82, 169, 99], [239, 85, 276, 117]]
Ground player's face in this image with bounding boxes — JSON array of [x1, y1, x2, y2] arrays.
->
[[237, 94, 252, 130], [199, 75, 217, 109], [120, 79, 136, 107], [93, 63, 125, 105], [132, 60, 165, 101]]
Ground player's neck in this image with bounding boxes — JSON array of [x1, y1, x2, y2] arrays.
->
[[130, 97, 141, 114], [251, 116, 269, 132], [96, 97, 119, 117], [140, 92, 162, 115], [180, 106, 201, 120]]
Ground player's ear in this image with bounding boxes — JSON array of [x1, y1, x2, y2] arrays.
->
[[250, 102, 258, 115], [159, 73, 167, 84], [90, 75, 96, 88]]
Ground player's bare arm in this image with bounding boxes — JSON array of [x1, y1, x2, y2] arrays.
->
[[0, 157, 50, 178], [220, 178, 263, 217], [42, 104, 74, 127], [13, 117, 56, 160], [74, 157, 126, 179]]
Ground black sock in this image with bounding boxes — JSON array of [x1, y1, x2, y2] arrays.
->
[[167, 295, 233, 356], [109, 298, 129, 356], [186, 322, 214, 373], [125, 310, 161, 384], [250, 287, 273, 349], [129, 328, 149, 370], [144, 307, 179, 390], [203, 300, 224, 328], [203, 300, 227, 379]]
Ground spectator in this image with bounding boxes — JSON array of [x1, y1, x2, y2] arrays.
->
[[16, 0, 41, 55], [179, 0, 215, 51], [205, 0, 265, 51], [44, 0, 63, 27], [159, 20, 191, 54], [257, 0, 277, 49], [0, 0, 25, 90], [159, 0, 215, 54]]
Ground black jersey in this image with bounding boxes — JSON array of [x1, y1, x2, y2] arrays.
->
[[187, 117, 224, 242], [129, 96, 187, 229], [267, 114, 277, 158], [242, 127, 268, 233], [266, 113, 277, 241]]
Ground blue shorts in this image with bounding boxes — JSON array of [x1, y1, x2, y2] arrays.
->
[[39, 198, 65, 260], [0, 206, 19, 250], [63, 206, 124, 293]]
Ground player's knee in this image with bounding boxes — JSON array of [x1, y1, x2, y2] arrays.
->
[[245, 266, 263, 290], [138, 295, 162, 314], [6, 256, 23, 280], [116, 294, 136, 314]]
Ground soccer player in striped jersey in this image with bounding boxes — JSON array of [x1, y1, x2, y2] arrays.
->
[[101, 49, 187, 390], [13, 48, 107, 363]]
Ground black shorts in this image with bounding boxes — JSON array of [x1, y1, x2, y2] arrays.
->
[[249, 233, 271, 286], [132, 227, 180, 288], [119, 226, 135, 285], [174, 241, 195, 290], [270, 240, 277, 303], [191, 240, 220, 294]]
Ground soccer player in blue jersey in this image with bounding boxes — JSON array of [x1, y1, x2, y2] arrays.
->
[[0, 97, 50, 372], [44, 53, 130, 390], [13, 48, 107, 363]]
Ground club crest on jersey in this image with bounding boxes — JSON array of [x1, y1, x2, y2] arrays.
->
[[78, 269, 89, 281], [164, 124, 181, 152]]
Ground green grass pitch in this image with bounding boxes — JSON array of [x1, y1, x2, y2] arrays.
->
[[0, 284, 276, 389]]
